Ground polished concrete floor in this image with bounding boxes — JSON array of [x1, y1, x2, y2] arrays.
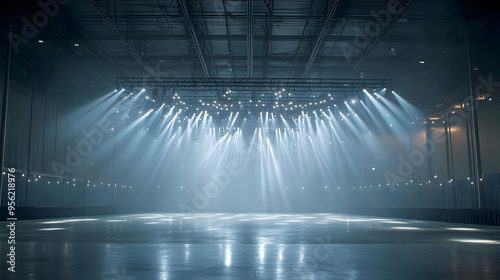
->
[[1, 213, 500, 279]]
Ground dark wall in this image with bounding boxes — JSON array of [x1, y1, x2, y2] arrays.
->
[[0, 36, 134, 213]]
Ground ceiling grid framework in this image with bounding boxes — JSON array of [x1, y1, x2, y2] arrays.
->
[[3, 0, 499, 113]]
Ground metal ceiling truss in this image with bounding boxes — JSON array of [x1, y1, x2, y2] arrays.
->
[[116, 78, 392, 120], [89, 0, 154, 77], [290, 0, 316, 77], [345, 0, 414, 79], [116, 77, 392, 94], [179, 0, 211, 78], [262, 0, 274, 77], [302, 0, 340, 78], [247, 0, 254, 78], [222, 0, 235, 77]]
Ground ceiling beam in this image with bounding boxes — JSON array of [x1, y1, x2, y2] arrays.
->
[[116, 77, 392, 93], [302, 0, 340, 79], [263, 0, 275, 77], [58, 13, 365, 20], [179, 0, 210, 78], [156, 0, 193, 76], [57, 34, 420, 42], [290, 0, 316, 77], [222, 0, 235, 77], [345, 0, 414, 79], [89, 0, 154, 77], [22, 14, 114, 89], [247, 0, 254, 78], [391, 4, 461, 79]]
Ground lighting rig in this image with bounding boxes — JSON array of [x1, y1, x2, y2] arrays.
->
[[116, 77, 393, 122]]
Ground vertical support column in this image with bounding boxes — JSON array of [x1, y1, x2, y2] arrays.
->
[[465, 107, 473, 178], [471, 103, 484, 208], [466, 33, 485, 209], [425, 122, 433, 180], [443, 110, 454, 208], [409, 128, 414, 176], [444, 113, 451, 181], [445, 109, 457, 208], [247, 0, 253, 78], [25, 43, 38, 208], [0, 17, 13, 207]]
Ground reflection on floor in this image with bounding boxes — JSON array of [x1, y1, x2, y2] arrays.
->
[[1, 213, 500, 279]]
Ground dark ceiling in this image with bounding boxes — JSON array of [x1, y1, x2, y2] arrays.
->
[[1, 0, 500, 115]]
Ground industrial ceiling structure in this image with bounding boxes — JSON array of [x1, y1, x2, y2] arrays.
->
[[3, 0, 500, 117]]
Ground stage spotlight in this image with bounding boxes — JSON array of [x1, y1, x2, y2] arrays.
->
[[351, 99, 356, 104]]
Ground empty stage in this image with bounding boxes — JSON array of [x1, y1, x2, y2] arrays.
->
[[1, 213, 500, 279]]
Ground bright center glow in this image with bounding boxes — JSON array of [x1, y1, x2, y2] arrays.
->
[[452, 239, 500, 244], [65, 85, 422, 213], [446, 228, 479, 231], [392, 227, 421, 230]]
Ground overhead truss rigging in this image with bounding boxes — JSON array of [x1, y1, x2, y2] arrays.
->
[[116, 77, 392, 94]]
